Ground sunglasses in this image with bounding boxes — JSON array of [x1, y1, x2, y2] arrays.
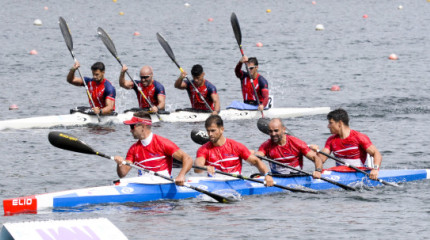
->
[[140, 75, 151, 80], [130, 124, 141, 130], [249, 66, 256, 70]]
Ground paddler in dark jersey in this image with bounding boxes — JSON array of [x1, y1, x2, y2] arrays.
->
[[175, 64, 220, 115], [67, 61, 116, 115], [235, 56, 269, 112], [119, 65, 166, 113]]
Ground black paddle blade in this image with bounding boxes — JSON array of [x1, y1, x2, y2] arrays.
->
[[48, 131, 96, 155], [59, 17, 73, 52], [191, 129, 209, 145], [97, 27, 118, 58], [257, 118, 270, 134], [230, 12, 242, 45], [156, 32, 176, 62]]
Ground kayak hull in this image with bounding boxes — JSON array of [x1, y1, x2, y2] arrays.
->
[[0, 107, 330, 130], [3, 168, 429, 215]]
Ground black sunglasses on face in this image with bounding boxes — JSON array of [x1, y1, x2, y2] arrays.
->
[[140, 75, 151, 80], [249, 66, 256, 70], [130, 124, 136, 130]]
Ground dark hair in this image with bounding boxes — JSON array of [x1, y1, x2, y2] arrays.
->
[[134, 111, 152, 128], [327, 108, 349, 126], [191, 64, 203, 77], [205, 115, 223, 128], [91, 62, 105, 72], [248, 57, 258, 66]]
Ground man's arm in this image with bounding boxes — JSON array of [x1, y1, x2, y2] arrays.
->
[[114, 156, 132, 178], [67, 62, 84, 86], [366, 144, 382, 180], [172, 149, 192, 186], [119, 65, 134, 89], [211, 93, 220, 114], [174, 71, 188, 89], [246, 154, 274, 186], [305, 151, 323, 179]]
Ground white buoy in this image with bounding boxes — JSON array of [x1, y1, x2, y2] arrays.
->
[[33, 19, 42, 26], [315, 24, 324, 31], [398, 5, 403, 9], [184, 2, 190, 7]]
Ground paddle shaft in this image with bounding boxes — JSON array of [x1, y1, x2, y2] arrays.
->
[[94, 152, 230, 202], [316, 150, 399, 187], [192, 165, 317, 194], [156, 33, 213, 112], [230, 13, 263, 117], [256, 155, 356, 191], [59, 17, 101, 122]]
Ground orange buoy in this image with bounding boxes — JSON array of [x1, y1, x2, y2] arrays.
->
[[388, 54, 398, 60], [256, 42, 263, 47], [9, 104, 19, 110], [363, 14, 368, 19], [208, 18, 214, 22], [133, 31, 140, 36], [30, 50, 38, 55], [330, 85, 340, 91]]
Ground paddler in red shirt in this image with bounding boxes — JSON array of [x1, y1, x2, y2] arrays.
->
[[113, 112, 192, 186], [235, 56, 269, 112], [67, 61, 116, 115], [310, 108, 382, 180], [194, 115, 274, 186], [256, 118, 323, 179], [175, 64, 221, 115]]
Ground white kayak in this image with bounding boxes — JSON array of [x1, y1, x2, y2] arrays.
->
[[0, 106, 330, 130]]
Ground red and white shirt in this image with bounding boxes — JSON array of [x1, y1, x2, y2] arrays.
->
[[126, 133, 179, 176], [258, 135, 310, 174], [324, 130, 373, 167], [133, 80, 165, 109], [196, 138, 251, 174]]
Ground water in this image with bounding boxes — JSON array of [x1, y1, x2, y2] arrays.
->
[[1, 0, 429, 239]]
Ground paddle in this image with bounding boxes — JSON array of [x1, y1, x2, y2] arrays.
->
[[48, 131, 235, 203], [59, 17, 101, 122], [314, 150, 399, 187], [256, 155, 356, 191], [192, 165, 317, 194], [97, 27, 162, 121], [190, 129, 355, 191], [230, 12, 264, 118], [156, 32, 213, 113], [189, 129, 319, 194], [257, 118, 399, 187]]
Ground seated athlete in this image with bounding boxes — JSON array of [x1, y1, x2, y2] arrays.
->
[[194, 115, 274, 186], [256, 118, 323, 179], [120, 65, 166, 113], [113, 111, 192, 186], [235, 56, 269, 112], [175, 64, 220, 115], [67, 61, 116, 115], [310, 108, 383, 180]]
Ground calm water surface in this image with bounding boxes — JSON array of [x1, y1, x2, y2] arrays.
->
[[0, 0, 429, 239]]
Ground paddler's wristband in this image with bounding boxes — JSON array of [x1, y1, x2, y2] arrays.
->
[[263, 172, 270, 177], [315, 168, 322, 173]]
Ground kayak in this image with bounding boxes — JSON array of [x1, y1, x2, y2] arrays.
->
[[0, 106, 330, 130], [3, 167, 429, 215]]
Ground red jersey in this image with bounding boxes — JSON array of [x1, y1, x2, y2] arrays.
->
[[258, 135, 310, 174], [196, 138, 251, 174], [84, 77, 116, 109], [185, 80, 217, 111], [235, 63, 269, 106], [125, 134, 179, 175], [133, 80, 165, 109], [324, 130, 373, 167]]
